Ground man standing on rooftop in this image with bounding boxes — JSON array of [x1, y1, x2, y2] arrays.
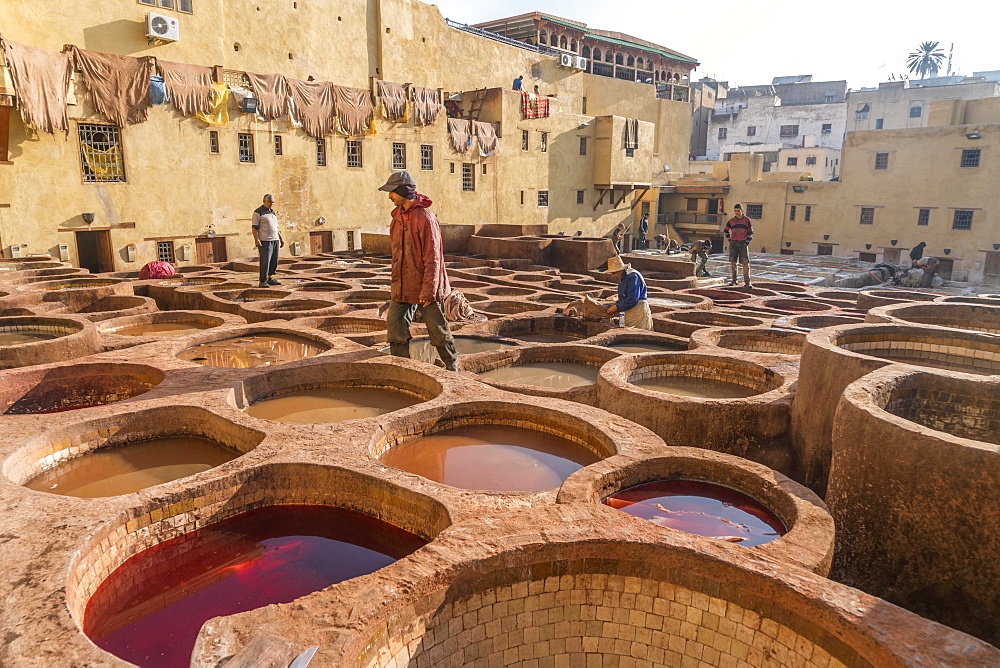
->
[[379, 171, 458, 371], [724, 204, 753, 287], [252, 194, 283, 288], [512, 75, 524, 91]]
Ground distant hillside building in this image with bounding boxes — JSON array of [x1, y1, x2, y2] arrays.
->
[[847, 78, 1000, 132]]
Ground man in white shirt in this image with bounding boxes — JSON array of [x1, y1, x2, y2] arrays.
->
[[251, 193, 284, 287]]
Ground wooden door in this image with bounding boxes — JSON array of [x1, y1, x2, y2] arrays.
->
[[984, 252, 1000, 285], [882, 249, 901, 264], [196, 237, 228, 264], [310, 231, 333, 254], [75, 230, 114, 273]]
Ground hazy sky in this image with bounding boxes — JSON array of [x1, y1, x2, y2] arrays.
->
[[426, 0, 995, 90]]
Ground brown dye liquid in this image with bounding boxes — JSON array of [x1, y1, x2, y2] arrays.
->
[[24, 436, 239, 498], [409, 336, 516, 364], [513, 332, 586, 343], [113, 322, 214, 337], [480, 362, 598, 388], [633, 376, 759, 398], [178, 334, 326, 368], [380, 424, 599, 491], [245, 387, 419, 423], [608, 343, 681, 353], [872, 352, 992, 375], [0, 331, 60, 345]]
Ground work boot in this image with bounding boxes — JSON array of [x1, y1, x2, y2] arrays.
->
[[742, 265, 752, 287], [267, 277, 282, 285], [389, 342, 410, 358], [436, 343, 459, 371], [258, 282, 270, 288]]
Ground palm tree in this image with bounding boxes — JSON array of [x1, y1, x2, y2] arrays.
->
[[906, 41, 946, 79]]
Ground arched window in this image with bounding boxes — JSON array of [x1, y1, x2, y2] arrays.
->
[[592, 47, 601, 60], [582, 45, 591, 59], [627, 55, 635, 67], [648, 61, 654, 71], [674, 73, 680, 82], [605, 51, 613, 63], [615, 53, 624, 65], [636, 57, 644, 68], [539, 31, 547, 45], [570, 39, 576, 52], [666, 71, 672, 81], [560, 35, 568, 50]]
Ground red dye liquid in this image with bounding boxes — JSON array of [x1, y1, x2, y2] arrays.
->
[[84, 505, 426, 667], [604, 480, 786, 546]]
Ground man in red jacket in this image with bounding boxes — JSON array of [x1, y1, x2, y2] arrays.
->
[[379, 171, 458, 370], [724, 203, 754, 287]]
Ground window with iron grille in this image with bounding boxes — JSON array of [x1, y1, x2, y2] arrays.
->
[[917, 208, 930, 226], [579, 137, 587, 155], [449, 163, 455, 174], [346, 231, 355, 250], [78, 123, 126, 182], [961, 148, 981, 168], [859, 207, 874, 224], [392, 142, 406, 170], [789, 205, 797, 221], [420, 144, 433, 170], [952, 209, 973, 230], [718, 127, 727, 140], [541, 132, 548, 152], [238, 132, 254, 163], [745, 204, 763, 219], [805, 156, 817, 165], [222, 70, 250, 88], [686, 198, 698, 211], [157, 241, 175, 263], [209, 131, 219, 154], [909, 106, 922, 118], [817, 244, 833, 255], [577, 190, 585, 205], [316, 138, 327, 166], [804, 205, 812, 222], [779, 124, 799, 137], [462, 163, 475, 191], [538, 190, 549, 207], [786, 157, 798, 166], [274, 135, 283, 156], [822, 123, 832, 133], [522, 130, 529, 151], [746, 126, 756, 137], [875, 152, 889, 170], [347, 140, 362, 168]]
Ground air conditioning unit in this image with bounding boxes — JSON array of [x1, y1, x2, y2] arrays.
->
[[146, 13, 179, 42], [574, 57, 588, 70], [559, 53, 574, 68], [290, 242, 302, 256]]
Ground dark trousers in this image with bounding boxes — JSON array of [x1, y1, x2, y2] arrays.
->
[[386, 300, 458, 369], [258, 240, 279, 283]]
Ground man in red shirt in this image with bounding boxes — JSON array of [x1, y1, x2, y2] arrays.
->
[[724, 204, 754, 287], [379, 171, 458, 370]]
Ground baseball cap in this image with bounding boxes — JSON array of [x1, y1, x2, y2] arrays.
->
[[378, 171, 417, 192]]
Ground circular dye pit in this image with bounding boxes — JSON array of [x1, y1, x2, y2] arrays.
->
[[409, 336, 517, 364], [604, 479, 786, 545], [0, 329, 61, 345], [632, 375, 759, 398], [24, 436, 239, 498], [512, 331, 587, 344], [110, 321, 216, 337], [246, 387, 420, 423], [480, 361, 598, 389], [646, 297, 698, 307], [381, 424, 600, 491], [83, 505, 426, 667], [605, 342, 683, 354], [178, 334, 328, 368], [0, 364, 165, 415]]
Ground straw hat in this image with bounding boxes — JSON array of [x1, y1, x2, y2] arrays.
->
[[604, 255, 627, 273]]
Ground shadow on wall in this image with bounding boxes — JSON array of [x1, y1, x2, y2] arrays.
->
[[82, 20, 149, 54]]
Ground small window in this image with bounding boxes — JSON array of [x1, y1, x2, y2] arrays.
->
[[859, 207, 875, 225], [817, 243, 833, 255], [805, 156, 817, 166], [786, 157, 798, 166], [392, 142, 406, 170], [875, 118, 884, 130], [316, 138, 327, 166], [522, 130, 529, 151], [579, 137, 587, 155], [779, 124, 799, 137], [746, 126, 756, 137], [874, 153, 889, 170], [157, 240, 175, 263], [686, 199, 698, 212], [541, 132, 548, 152], [273, 135, 283, 156], [537, 190, 549, 207], [789, 205, 797, 221], [952, 209, 973, 230], [859, 252, 877, 263], [520, 191, 525, 205], [462, 163, 475, 191], [745, 204, 763, 219], [209, 130, 219, 154], [821, 123, 832, 133], [718, 127, 727, 140], [449, 162, 455, 174], [158, 0, 175, 9], [576, 190, 585, 205], [855, 104, 870, 120], [78, 123, 126, 182], [481, 164, 487, 175], [961, 148, 981, 168], [917, 208, 930, 226], [347, 140, 362, 168], [804, 206, 812, 222], [178, 0, 193, 12], [909, 106, 922, 118], [420, 144, 433, 170], [238, 132, 254, 163], [346, 230, 355, 251], [138, 0, 156, 6], [625, 148, 634, 158]]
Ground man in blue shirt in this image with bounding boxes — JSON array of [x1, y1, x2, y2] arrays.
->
[[512, 75, 524, 91], [604, 255, 653, 329]]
